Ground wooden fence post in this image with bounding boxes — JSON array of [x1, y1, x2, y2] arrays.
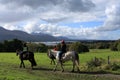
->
[[108, 56, 110, 64]]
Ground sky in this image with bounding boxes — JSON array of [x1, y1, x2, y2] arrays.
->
[[0, 0, 120, 40]]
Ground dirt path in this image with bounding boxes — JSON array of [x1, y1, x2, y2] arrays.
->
[[92, 74, 120, 79], [52, 70, 120, 79]]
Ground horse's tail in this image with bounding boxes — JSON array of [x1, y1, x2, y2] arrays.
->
[[74, 51, 79, 65], [30, 52, 37, 66], [32, 57, 37, 66]]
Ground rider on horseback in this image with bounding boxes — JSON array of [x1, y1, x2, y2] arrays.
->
[[22, 43, 29, 58], [59, 40, 67, 61], [23, 43, 28, 52]]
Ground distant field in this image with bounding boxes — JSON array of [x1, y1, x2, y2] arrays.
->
[[0, 49, 120, 80]]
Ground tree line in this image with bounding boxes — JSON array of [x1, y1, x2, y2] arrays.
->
[[0, 39, 120, 53]]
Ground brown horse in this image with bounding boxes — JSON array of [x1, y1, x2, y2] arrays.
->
[[16, 49, 37, 68]]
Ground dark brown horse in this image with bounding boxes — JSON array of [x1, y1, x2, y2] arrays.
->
[[16, 49, 37, 68]]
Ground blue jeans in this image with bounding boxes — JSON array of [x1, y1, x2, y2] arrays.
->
[[59, 51, 64, 60]]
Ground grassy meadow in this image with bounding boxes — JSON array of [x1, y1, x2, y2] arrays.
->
[[0, 49, 120, 80]]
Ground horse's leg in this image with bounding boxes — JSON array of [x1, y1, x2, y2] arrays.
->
[[52, 59, 55, 65], [71, 61, 75, 72], [53, 61, 59, 72], [50, 59, 52, 65], [60, 61, 64, 72], [75, 60, 80, 72], [22, 61, 25, 68], [29, 59, 33, 69], [20, 61, 22, 68]]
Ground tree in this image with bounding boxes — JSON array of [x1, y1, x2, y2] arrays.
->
[[1, 39, 23, 52], [117, 42, 120, 51], [27, 43, 48, 52], [110, 39, 120, 51], [69, 42, 89, 53], [0, 43, 4, 52]]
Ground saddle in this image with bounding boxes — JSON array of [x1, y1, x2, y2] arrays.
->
[[22, 51, 30, 59]]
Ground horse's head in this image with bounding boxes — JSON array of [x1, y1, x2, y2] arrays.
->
[[47, 49, 52, 57], [47, 49, 58, 59], [16, 49, 22, 56]]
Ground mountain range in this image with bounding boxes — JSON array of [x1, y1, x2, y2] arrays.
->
[[0, 27, 69, 42]]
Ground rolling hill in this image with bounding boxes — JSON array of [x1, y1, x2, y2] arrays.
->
[[0, 27, 69, 42]]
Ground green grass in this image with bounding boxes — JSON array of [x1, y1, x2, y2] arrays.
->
[[0, 49, 120, 80]]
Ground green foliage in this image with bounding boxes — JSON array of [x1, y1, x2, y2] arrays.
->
[[84, 41, 113, 49], [0, 43, 4, 51], [96, 43, 110, 49], [0, 39, 23, 52], [27, 43, 48, 52], [104, 62, 120, 71], [69, 42, 89, 53], [117, 42, 120, 51], [86, 57, 105, 68], [110, 39, 120, 51]]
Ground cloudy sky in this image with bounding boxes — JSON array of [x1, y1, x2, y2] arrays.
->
[[0, 0, 120, 40]]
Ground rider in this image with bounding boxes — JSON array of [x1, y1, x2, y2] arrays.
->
[[53, 45, 58, 51], [22, 43, 29, 58], [59, 40, 67, 61], [23, 43, 28, 52]]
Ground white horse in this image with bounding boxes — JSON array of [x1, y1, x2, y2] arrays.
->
[[47, 49, 80, 72]]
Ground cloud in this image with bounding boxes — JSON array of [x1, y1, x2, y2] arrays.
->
[[0, 0, 95, 23], [0, 0, 120, 40], [96, 2, 120, 31]]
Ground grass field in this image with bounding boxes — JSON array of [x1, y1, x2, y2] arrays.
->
[[0, 49, 120, 80]]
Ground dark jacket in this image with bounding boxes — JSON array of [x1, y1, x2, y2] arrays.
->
[[60, 43, 67, 53]]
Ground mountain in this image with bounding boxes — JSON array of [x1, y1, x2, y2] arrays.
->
[[0, 27, 69, 42], [56, 36, 69, 40], [31, 32, 58, 41], [0, 27, 36, 41]]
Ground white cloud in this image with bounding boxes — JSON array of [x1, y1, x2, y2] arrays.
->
[[96, 2, 120, 31], [0, 0, 120, 40], [0, 0, 95, 23]]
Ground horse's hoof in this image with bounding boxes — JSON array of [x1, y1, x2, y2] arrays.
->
[[77, 70, 80, 73], [61, 70, 64, 72], [71, 70, 74, 72], [53, 69, 56, 72]]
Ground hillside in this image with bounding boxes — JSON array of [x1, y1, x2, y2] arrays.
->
[[0, 27, 69, 42]]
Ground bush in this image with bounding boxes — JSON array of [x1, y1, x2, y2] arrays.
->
[[117, 42, 120, 51], [27, 43, 48, 52], [0, 39, 23, 52], [104, 62, 120, 71], [110, 39, 120, 51], [86, 57, 105, 68], [69, 42, 89, 53]]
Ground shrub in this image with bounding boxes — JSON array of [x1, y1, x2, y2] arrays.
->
[[110, 39, 120, 51], [104, 62, 120, 71], [69, 42, 89, 53], [117, 42, 120, 51], [86, 57, 105, 68], [27, 43, 48, 52]]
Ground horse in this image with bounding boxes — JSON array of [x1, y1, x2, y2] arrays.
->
[[47, 49, 80, 72], [47, 50, 56, 65], [16, 49, 37, 69]]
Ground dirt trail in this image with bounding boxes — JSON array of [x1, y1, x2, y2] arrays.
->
[[92, 74, 120, 79], [52, 70, 120, 79]]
